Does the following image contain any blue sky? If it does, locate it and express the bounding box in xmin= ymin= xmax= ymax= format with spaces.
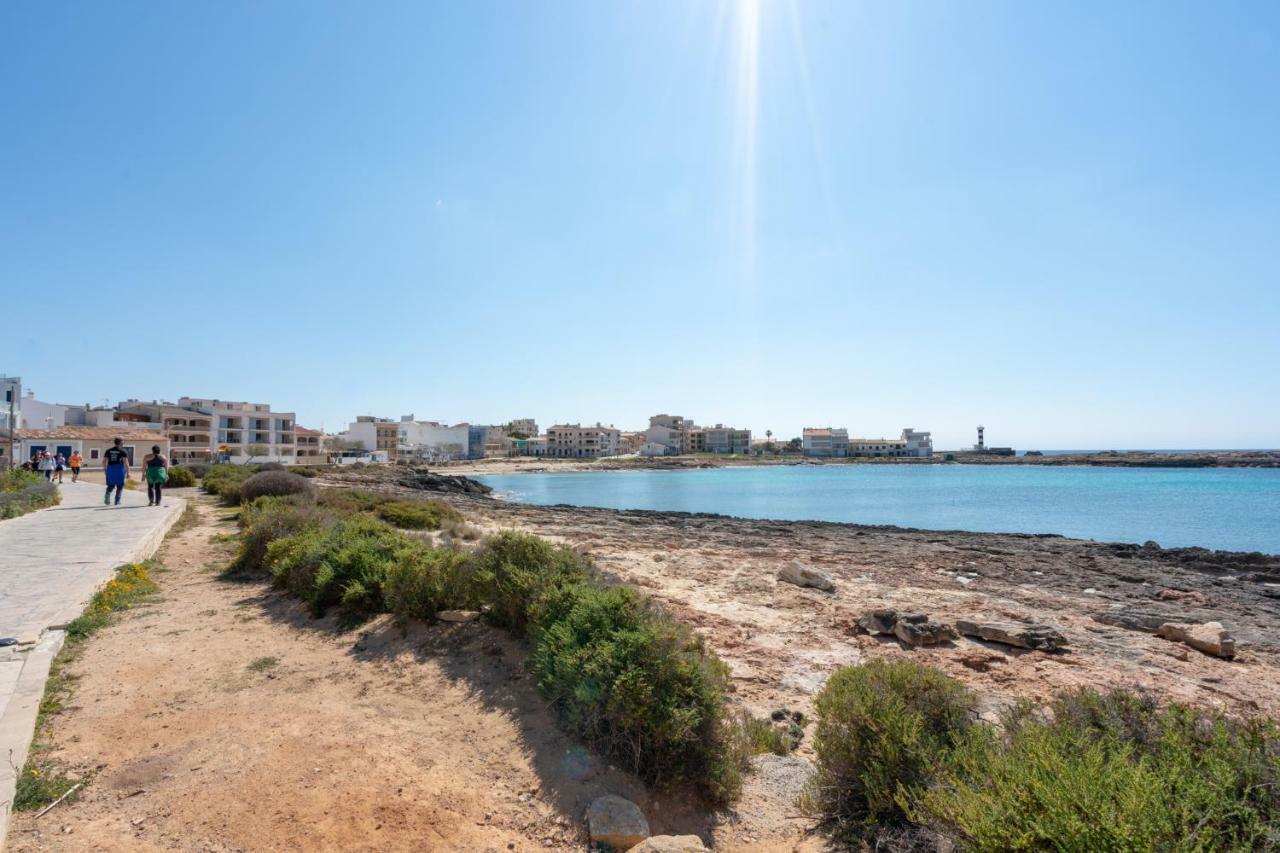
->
xmin=2 ymin=1 xmax=1277 ymax=449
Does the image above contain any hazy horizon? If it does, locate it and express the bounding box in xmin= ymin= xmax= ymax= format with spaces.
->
xmin=3 ymin=1 xmax=1278 ymax=449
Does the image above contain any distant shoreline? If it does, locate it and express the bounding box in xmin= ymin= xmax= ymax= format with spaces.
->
xmin=437 ymin=449 xmax=1280 ymax=475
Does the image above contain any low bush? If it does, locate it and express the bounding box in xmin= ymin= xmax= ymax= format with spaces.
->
xmin=238 ymin=470 xmax=314 ymax=504
xmin=66 ymin=562 xmax=160 ymax=640
xmin=910 ymin=690 xmax=1280 ymax=851
xmin=184 ymin=462 xmax=211 ymax=479
xmin=376 ymin=498 xmax=462 ymax=530
xmin=315 ymin=488 xmax=389 ymax=514
xmin=164 ymin=466 xmax=197 ymax=488
xmin=288 ymin=465 xmax=318 ymax=478
xmin=528 ymin=582 xmax=747 ymax=803
xmin=469 ymin=531 xmax=592 ymax=636
xmin=803 ymin=660 xmax=974 ymax=838
xmin=265 ymin=515 xmax=408 ymax=615
xmin=256 ymin=461 xmax=286 ymax=471
xmin=227 ymin=495 xmax=332 ymax=576
xmin=383 ymin=548 xmax=476 ymax=624
xmin=747 ymin=710 xmax=806 ymax=756
xmin=201 ymin=464 xmax=254 ymax=502
xmin=0 ymin=476 xmax=59 ymax=519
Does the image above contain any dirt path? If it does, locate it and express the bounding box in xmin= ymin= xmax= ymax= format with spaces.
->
xmin=9 ymin=495 xmax=815 ymax=852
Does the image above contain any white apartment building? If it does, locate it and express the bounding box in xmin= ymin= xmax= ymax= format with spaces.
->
xmin=643 ymin=414 xmax=696 ymax=456
xmin=341 ymin=416 xmax=399 ymax=461
xmin=398 ymin=416 xmax=470 ymax=461
xmin=802 ymin=427 xmax=849 ymax=457
xmin=180 ymin=397 xmax=297 ymax=463
xmin=847 ymin=428 xmax=933 ymax=458
xmin=702 ymin=424 xmax=753 ymax=454
xmin=900 ymin=428 xmax=933 ymax=458
xmin=546 ymin=423 xmax=621 ymax=458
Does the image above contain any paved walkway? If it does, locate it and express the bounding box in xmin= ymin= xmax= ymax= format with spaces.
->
xmin=0 ymin=481 xmax=184 ymax=848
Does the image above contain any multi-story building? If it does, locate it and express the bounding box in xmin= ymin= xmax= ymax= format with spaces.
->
xmin=342 ymin=416 xmax=399 ymax=461
xmin=643 ymin=414 xmax=696 ymax=456
xmin=546 ymin=423 xmax=621 ymax=458
xmin=295 ymin=426 xmax=325 ymax=464
xmin=115 ymin=400 xmax=212 ymax=465
xmin=845 ymin=428 xmax=934 ymax=458
xmin=397 ymin=416 xmax=470 ymax=462
xmin=702 ymin=424 xmax=753 ymax=454
xmin=15 ymin=427 xmax=170 ymax=468
xmin=900 ymin=428 xmax=933 ymax=458
xmin=179 ymin=397 xmax=297 ymax=464
xmin=802 ymin=427 xmax=849 ymax=457
xmin=507 ymin=418 xmax=538 ymax=438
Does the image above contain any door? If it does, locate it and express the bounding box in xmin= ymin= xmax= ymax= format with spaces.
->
xmin=56 ymin=445 xmax=73 ymax=461
xmin=29 ymin=444 xmax=46 ymax=461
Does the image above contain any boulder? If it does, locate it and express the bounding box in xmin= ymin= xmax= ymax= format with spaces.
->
xmin=778 ymin=561 xmax=835 ymax=592
xmin=1156 ymin=621 xmax=1236 ymax=659
xmin=630 ymin=836 xmax=708 ymax=853
xmin=856 ymin=609 xmax=899 ymax=635
xmin=894 ymin=615 xmax=958 ymax=646
xmin=436 ymin=609 xmax=481 ymax=623
xmin=955 ymin=620 xmax=1068 ymax=652
xmin=586 ymin=795 xmax=650 ymax=851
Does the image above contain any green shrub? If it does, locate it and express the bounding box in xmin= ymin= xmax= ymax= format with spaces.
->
xmin=376 ymin=499 xmax=462 ymax=530
xmin=910 ymin=691 xmax=1280 ymax=852
xmin=165 ymin=466 xmax=197 ymax=488
xmin=265 ymin=516 xmax=407 ymax=615
xmin=256 ymin=461 xmax=286 ymax=472
xmin=804 ymin=660 xmax=974 ymax=838
xmin=0 ymin=473 xmax=59 ymax=519
xmin=469 ymin=531 xmax=592 ymax=636
xmin=201 ymin=464 xmax=254 ymax=502
xmin=383 ymin=548 xmax=476 ymax=624
xmin=315 ymin=488 xmax=389 ymax=514
xmin=227 ymin=495 xmax=331 ymax=576
xmin=289 ymin=465 xmax=318 ymax=478
xmin=184 ymin=462 xmax=211 ymax=479
xmin=528 ymin=583 xmax=746 ymax=803
xmin=747 ymin=712 xmax=804 ymax=756
xmin=238 ymin=470 xmax=314 ymax=504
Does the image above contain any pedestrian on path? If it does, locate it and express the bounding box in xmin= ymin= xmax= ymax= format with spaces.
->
xmin=103 ymin=438 xmax=130 ymax=506
xmin=69 ymin=450 xmax=84 ymax=482
xmin=54 ymin=452 xmax=66 ymax=483
xmin=143 ymin=445 xmax=169 ymax=506
xmin=38 ymin=451 xmax=55 ymax=481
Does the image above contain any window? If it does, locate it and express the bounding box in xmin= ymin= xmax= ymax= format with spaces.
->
xmin=91 ymin=448 xmax=100 ymax=460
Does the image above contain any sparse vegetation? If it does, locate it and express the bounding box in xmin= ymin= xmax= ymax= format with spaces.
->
xmin=805 ymin=662 xmax=1280 ymax=851
xmin=18 ymin=561 xmax=161 ymax=811
xmin=0 ymin=468 xmax=60 ymax=519
xmin=226 ymin=490 xmax=751 ymax=804
xmin=164 ymin=466 xmax=197 ymax=487
xmin=201 ymin=464 xmax=255 ymax=502
xmin=248 ymin=656 xmax=279 ymax=671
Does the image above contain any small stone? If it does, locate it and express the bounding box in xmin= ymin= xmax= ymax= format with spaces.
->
xmin=437 ymin=609 xmax=481 ymax=623
xmin=586 ymin=795 xmax=650 ymax=851
xmin=631 ymin=835 xmax=708 ymax=852
xmin=778 ymin=561 xmax=835 ymax=592
xmin=1156 ymin=621 xmax=1236 ymax=659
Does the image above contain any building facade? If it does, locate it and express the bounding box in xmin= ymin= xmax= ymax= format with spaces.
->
xmin=295 ymin=427 xmax=325 ymax=464
xmin=179 ymin=397 xmax=297 ymax=464
xmin=546 ymin=423 xmax=621 ymax=458
xmin=397 ymin=418 xmax=470 ymax=462
xmin=343 ymin=416 xmax=399 ymax=461
xmin=701 ymin=424 xmax=753 ymax=454
xmin=802 ymin=427 xmax=849 ymax=457
xmin=16 ymin=428 xmax=171 ymax=468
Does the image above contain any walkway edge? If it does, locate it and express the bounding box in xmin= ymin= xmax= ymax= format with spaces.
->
xmin=0 ymin=495 xmax=186 ymax=851
xmin=0 ymin=631 xmax=65 ymax=852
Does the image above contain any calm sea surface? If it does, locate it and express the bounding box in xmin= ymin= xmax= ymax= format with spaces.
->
xmin=476 ymin=465 xmax=1280 ymax=554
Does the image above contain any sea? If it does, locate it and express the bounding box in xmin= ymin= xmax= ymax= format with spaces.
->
xmin=475 ymin=464 xmax=1280 ymax=554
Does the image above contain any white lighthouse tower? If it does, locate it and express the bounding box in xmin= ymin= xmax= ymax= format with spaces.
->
xmin=976 ymin=425 xmax=985 ymax=452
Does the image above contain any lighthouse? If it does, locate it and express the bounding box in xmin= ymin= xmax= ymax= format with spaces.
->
xmin=976 ymin=425 xmax=985 ymax=452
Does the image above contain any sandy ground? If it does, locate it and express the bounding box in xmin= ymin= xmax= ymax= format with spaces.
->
xmin=10 ymin=493 xmax=817 ymax=852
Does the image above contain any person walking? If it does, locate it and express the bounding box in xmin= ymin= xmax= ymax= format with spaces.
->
xmin=54 ymin=452 xmax=66 ymax=483
xmin=103 ymin=438 xmax=130 ymax=506
xmin=68 ymin=450 xmax=83 ymax=482
xmin=143 ymin=445 xmax=169 ymax=506
xmin=37 ymin=451 xmax=55 ymax=481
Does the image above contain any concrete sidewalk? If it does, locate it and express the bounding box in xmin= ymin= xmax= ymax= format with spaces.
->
xmin=0 ymin=481 xmax=184 ymax=849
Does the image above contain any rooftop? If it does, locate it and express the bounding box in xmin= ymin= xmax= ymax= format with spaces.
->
xmin=16 ymin=427 xmax=168 ymax=441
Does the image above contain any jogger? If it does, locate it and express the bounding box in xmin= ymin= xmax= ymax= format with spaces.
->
xmin=103 ymin=438 xmax=130 ymax=505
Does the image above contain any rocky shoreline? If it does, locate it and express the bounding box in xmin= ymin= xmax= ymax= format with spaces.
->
xmin=333 ymin=465 xmax=1280 ymax=722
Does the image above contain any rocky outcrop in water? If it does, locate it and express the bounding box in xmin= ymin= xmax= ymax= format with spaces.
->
xmin=396 ymin=469 xmax=492 ymax=495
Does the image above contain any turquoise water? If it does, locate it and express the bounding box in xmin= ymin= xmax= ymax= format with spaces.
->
xmin=476 ymin=465 xmax=1280 ymax=554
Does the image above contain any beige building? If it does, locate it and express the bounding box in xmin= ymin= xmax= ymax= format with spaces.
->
xmin=295 ymin=426 xmax=325 ymax=464
xmin=178 ymin=397 xmax=296 ymax=464
xmin=546 ymin=423 xmax=621 ymax=458
xmin=342 ymin=417 xmax=399 ymax=461
xmin=116 ymin=401 xmax=214 ymax=465
xmin=16 ymin=428 xmax=171 ymax=468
